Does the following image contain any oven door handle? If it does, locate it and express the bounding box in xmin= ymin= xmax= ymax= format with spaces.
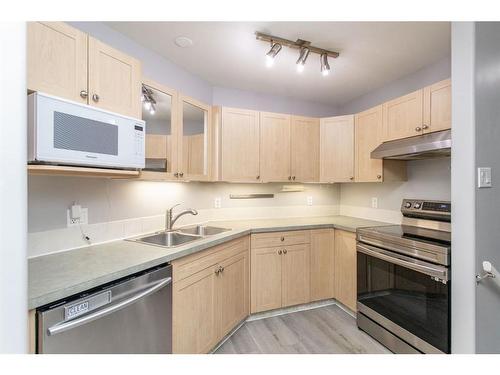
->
xmin=357 ymin=243 xmax=449 ymax=282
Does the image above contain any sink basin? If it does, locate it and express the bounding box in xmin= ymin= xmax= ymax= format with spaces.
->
xmin=178 ymin=225 xmax=231 ymax=236
xmin=134 ymin=231 xmax=202 ymax=248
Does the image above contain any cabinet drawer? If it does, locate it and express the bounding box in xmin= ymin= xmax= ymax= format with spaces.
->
xmin=172 ymin=236 xmax=249 ymax=283
xmin=251 ymin=230 xmax=310 ymax=249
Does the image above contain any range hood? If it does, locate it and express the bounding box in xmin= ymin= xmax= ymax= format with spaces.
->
xmin=371 ymin=130 xmax=451 ymax=160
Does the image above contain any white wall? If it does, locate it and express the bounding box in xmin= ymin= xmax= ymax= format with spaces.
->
xmin=338 ymin=56 xmax=451 ymax=115
xmin=339 ymin=158 xmax=451 ymax=222
xmin=0 ymin=22 xmax=27 ymax=353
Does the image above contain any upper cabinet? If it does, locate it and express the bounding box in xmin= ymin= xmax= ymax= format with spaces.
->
xmin=383 ymin=89 xmax=424 ymax=141
xmin=27 ymin=22 xmax=142 ymax=119
xmin=355 ymin=106 xmax=407 ymax=182
xmin=320 ymin=115 xmax=355 ymax=183
xmin=179 ymin=95 xmax=212 ymax=181
xmin=88 ymin=37 xmax=141 ymax=118
xmin=141 ymin=79 xmax=179 ymax=179
xmin=423 ymin=78 xmax=451 ymax=134
xmin=383 ymin=78 xmax=451 ymax=142
xmin=27 ymin=22 xmax=88 ymax=104
xmin=260 ymin=112 xmax=291 ymax=182
xmin=218 ymin=107 xmax=261 ymax=183
xmin=290 ymin=116 xmax=320 ymax=182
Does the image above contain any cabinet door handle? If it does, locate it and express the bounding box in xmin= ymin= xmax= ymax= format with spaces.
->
xmin=377 ymin=174 xmax=382 ymax=180
xmin=256 ymin=175 xmax=260 ymax=180
xmin=422 ymin=124 xmax=429 ymax=130
xmin=415 ymin=126 xmax=422 ymax=132
xmin=80 ymin=90 xmax=88 ymax=99
xmin=283 ymin=249 xmax=287 ymax=254
xmin=220 ymin=266 xmax=224 ymax=273
xmin=349 ymin=176 xmax=354 ymax=181
xmin=174 ymin=172 xmax=179 ymax=177
xmin=179 ymin=172 xmax=184 ymax=177
xmin=288 ymin=176 xmax=292 ymax=181
xmin=215 ymin=268 xmax=220 ymax=276
xmin=280 ymin=236 xmax=285 ymax=242
xmin=278 ymin=250 xmax=282 ymax=255
xmin=292 ymin=176 xmax=296 ymax=180
xmin=92 ymin=93 xmax=100 ymax=102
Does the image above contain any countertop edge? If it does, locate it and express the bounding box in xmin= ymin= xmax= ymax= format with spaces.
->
xmin=29 ymin=218 xmax=390 ymax=309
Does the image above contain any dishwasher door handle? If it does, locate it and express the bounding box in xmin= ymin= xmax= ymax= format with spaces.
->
xmin=47 ymin=276 xmax=172 ymax=336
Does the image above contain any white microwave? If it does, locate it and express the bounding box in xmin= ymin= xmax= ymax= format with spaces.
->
xmin=28 ymin=92 xmax=145 ymax=169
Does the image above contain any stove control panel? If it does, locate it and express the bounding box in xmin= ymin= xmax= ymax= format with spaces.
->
xmin=401 ymin=199 xmax=451 ymax=222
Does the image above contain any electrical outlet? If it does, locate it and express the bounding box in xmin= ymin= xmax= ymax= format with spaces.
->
xmin=371 ymin=197 xmax=378 ymax=209
xmin=214 ymin=197 xmax=222 ymax=209
xmin=307 ymin=196 xmax=313 ymax=206
xmin=67 ymin=207 xmax=88 ymax=227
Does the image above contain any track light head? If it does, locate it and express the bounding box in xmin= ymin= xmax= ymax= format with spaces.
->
xmin=296 ymin=47 xmax=310 ymax=73
xmin=320 ymin=53 xmax=331 ymax=76
xmin=265 ymin=42 xmax=282 ymax=67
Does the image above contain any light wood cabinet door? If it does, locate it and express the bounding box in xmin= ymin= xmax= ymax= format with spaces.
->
xmin=290 ymin=116 xmax=320 ymax=182
xmin=27 ymin=22 xmax=88 ymax=103
xmin=383 ymin=89 xmax=423 ymax=141
xmin=260 ymin=112 xmax=291 ymax=182
xmin=88 ymin=37 xmax=141 ymax=118
xmin=216 ymin=250 xmax=249 ymax=341
xmin=251 ymin=246 xmax=282 ymax=313
xmin=173 ymin=265 xmax=218 ymax=354
xmin=355 ymin=105 xmax=384 ymax=182
xmin=423 ymin=78 xmax=451 ymax=134
xmin=310 ymin=229 xmax=335 ymax=302
xmin=221 ymin=107 xmax=260 ymax=182
xmin=334 ymin=230 xmax=357 ymax=312
xmin=282 ymin=244 xmax=310 ymax=308
xmin=320 ymin=115 xmax=355 ymax=183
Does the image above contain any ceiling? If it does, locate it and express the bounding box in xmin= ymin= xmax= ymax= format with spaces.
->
xmin=108 ymin=22 xmax=451 ymax=107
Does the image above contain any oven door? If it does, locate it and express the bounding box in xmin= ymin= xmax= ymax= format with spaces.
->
xmin=357 ymin=242 xmax=450 ymax=353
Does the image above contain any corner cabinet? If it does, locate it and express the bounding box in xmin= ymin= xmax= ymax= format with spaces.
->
xmin=334 ymin=230 xmax=357 ymax=312
xmin=310 ymin=229 xmax=335 ymax=302
xmin=320 ymin=115 xmax=355 ymax=183
xmin=172 ymin=237 xmax=249 ymax=353
xmin=290 ymin=116 xmax=320 ymax=182
xmin=28 ymin=22 xmax=142 ymax=119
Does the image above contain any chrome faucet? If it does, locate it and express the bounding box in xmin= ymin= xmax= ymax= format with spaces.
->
xmin=165 ymin=204 xmax=198 ymax=231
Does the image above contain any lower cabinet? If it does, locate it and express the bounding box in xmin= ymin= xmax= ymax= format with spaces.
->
xmin=334 ymin=230 xmax=357 ymax=311
xmin=310 ymin=229 xmax=335 ymax=302
xmin=250 ymin=231 xmax=311 ymax=313
xmin=172 ymin=237 xmax=249 ymax=353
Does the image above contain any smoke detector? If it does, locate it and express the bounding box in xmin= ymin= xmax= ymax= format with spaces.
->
xmin=174 ymin=36 xmax=194 ymax=48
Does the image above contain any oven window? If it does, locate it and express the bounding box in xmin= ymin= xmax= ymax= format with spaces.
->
xmin=54 ymin=112 xmax=119 ymax=156
xmin=357 ymin=251 xmax=450 ymax=353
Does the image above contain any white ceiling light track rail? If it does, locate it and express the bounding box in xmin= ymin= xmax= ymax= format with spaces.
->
xmin=256 ymin=31 xmax=339 ymax=75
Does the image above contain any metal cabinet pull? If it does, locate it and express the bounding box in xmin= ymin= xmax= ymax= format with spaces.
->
xmin=179 ymin=172 xmax=184 ymax=177
xmin=80 ymin=90 xmax=88 ymax=99
xmin=292 ymin=176 xmax=296 ymax=180
xmin=92 ymin=93 xmax=100 ymax=102
xmin=174 ymin=172 xmax=179 ymax=177
xmin=256 ymin=175 xmax=260 ymax=180
xmin=278 ymin=250 xmax=282 ymax=255
xmin=283 ymin=249 xmax=287 ymax=254
xmin=280 ymin=236 xmax=285 ymax=242
xmin=349 ymin=176 xmax=354 ymax=180
xmin=377 ymin=174 xmax=382 ymax=180
xmin=288 ymin=176 xmax=292 ymax=180
xmin=415 ymin=126 xmax=422 ymax=132
xmin=422 ymin=124 xmax=429 ymax=130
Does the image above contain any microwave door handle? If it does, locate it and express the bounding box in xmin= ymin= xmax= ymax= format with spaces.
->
xmin=47 ymin=276 xmax=172 ymax=336
xmin=357 ymin=243 xmax=448 ymax=282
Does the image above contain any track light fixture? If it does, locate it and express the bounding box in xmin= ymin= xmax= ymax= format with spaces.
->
xmin=266 ymin=42 xmax=282 ymax=67
xmin=320 ymin=53 xmax=330 ymax=76
xmin=256 ymin=32 xmax=339 ymax=76
xmin=296 ymin=47 xmax=310 ymax=73
xmin=142 ymin=84 xmax=157 ymax=115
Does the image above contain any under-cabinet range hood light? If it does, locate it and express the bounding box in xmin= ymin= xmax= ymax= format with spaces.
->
xmin=371 ymin=130 xmax=451 ymax=160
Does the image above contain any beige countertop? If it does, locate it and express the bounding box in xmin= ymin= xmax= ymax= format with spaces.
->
xmin=28 ymin=215 xmax=391 ymax=310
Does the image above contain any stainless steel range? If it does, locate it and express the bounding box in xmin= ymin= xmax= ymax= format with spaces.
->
xmin=356 ymin=199 xmax=451 ymax=354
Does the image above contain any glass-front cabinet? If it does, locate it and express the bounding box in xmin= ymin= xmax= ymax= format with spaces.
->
xmin=178 ymin=95 xmax=211 ymax=181
xmin=140 ymin=79 xmax=212 ymax=181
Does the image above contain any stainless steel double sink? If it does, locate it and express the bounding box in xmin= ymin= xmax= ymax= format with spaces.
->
xmin=128 ymin=225 xmax=231 ymax=248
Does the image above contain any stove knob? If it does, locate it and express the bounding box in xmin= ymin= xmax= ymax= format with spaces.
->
xmin=404 ymin=202 xmax=412 ymax=209
xmin=414 ymin=202 xmax=422 ymax=209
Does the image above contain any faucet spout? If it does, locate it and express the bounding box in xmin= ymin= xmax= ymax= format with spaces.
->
xmin=165 ymin=205 xmax=198 ymax=231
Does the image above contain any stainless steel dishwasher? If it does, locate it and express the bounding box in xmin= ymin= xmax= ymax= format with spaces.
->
xmin=37 ymin=264 xmax=172 ymax=354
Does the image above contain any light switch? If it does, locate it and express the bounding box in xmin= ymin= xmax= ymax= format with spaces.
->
xmin=478 ymin=167 xmax=492 ymax=188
